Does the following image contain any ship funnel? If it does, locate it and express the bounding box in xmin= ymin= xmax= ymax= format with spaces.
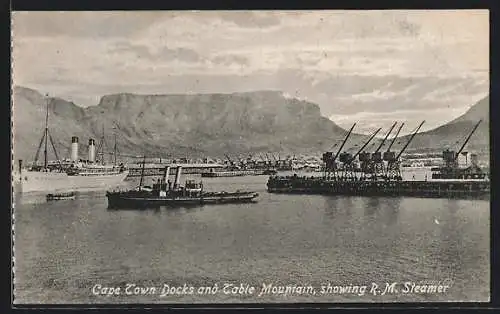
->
xmin=18 ymin=159 xmax=23 ymax=178
xmin=174 ymin=166 xmax=182 ymax=188
xmin=88 ymin=139 xmax=96 ymax=162
xmin=163 ymin=166 xmax=170 ymax=183
xmin=71 ymin=136 xmax=79 ymax=161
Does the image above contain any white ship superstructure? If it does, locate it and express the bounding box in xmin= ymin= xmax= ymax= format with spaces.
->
xmin=15 ymin=94 xmax=129 ymax=194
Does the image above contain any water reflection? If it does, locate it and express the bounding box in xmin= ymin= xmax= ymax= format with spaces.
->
xmin=14 ymin=175 xmax=490 ymax=303
xmin=436 ymin=200 xmax=463 ymax=278
xmin=363 ymin=197 xmax=380 ymax=217
xmin=322 ymin=196 xmax=343 ymax=221
xmin=381 ymin=197 xmax=401 ymax=227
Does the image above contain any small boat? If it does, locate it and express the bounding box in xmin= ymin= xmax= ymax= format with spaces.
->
xmin=106 ymin=162 xmax=259 ymax=209
xmin=263 ymin=169 xmax=278 ymax=175
xmin=46 ymin=191 xmax=76 ymax=201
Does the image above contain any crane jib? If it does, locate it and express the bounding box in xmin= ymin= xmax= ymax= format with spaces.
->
xmin=332 ymin=123 xmax=356 ymax=162
xmin=395 ymin=120 xmax=425 ymax=160
xmin=454 ymin=120 xmax=482 ymax=161
xmin=386 ymin=122 xmax=405 ymax=153
xmin=349 ymin=128 xmax=381 ymax=163
xmin=375 ymin=122 xmax=397 ymax=154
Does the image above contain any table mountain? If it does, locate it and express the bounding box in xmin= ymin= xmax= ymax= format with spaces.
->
xmin=12 ymin=86 xmax=489 ymax=163
xmin=13 ymin=87 xmax=349 ymax=162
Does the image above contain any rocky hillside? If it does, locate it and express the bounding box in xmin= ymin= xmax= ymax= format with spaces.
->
xmin=404 ymin=95 xmax=489 ymax=153
xmin=12 ymin=86 xmax=489 ymax=163
xmin=12 ymin=87 xmax=351 ymax=162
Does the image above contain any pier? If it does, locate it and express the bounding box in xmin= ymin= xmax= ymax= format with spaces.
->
xmin=126 ymin=163 xmax=224 ymax=177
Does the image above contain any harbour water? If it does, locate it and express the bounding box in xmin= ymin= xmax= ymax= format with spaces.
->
xmin=13 ymin=171 xmax=490 ymax=304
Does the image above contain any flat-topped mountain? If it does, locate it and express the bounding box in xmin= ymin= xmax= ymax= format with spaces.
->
xmin=12 ymin=86 xmax=489 ymax=163
xmin=13 ymin=87 xmax=349 ymax=161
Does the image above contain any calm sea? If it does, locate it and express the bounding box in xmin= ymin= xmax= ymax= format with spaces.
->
xmin=13 ymin=170 xmax=490 ymax=304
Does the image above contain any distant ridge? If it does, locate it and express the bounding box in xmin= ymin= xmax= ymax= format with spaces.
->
xmin=404 ymin=96 xmax=489 ymax=152
xmin=12 ymin=86 xmax=489 ymax=162
xmin=13 ymin=86 xmax=349 ymax=161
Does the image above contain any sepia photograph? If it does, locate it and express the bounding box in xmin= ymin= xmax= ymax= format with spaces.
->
xmin=11 ymin=10 xmax=489 ymax=304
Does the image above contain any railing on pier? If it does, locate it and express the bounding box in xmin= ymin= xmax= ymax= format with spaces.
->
xmin=126 ymin=163 xmax=225 ymax=177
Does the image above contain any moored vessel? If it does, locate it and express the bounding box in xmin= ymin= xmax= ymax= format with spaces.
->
xmin=106 ymin=163 xmax=259 ymax=209
xmin=267 ymin=120 xmax=489 ymax=200
xmin=267 ymin=174 xmax=489 ymax=199
xmin=201 ymin=168 xmax=276 ymax=177
xmin=16 ymin=94 xmax=128 ymax=194
xmin=46 ymin=191 xmax=76 ymax=201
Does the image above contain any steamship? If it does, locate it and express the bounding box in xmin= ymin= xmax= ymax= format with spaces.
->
xmin=15 ymin=95 xmax=128 ymax=194
xmin=17 ymin=136 xmax=129 ymax=194
xmin=106 ymin=162 xmax=259 ymax=209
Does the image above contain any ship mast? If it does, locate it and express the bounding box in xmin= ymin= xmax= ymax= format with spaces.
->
xmin=139 ymin=155 xmax=146 ymax=188
xmin=43 ymin=94 xmax=49 ymax=168
xmin=113 ymin=132 xmax=117 ymax=166
xmin=101 ymin=125 xmax=105 ymax=165
xmin=33 ymin=94 xmax=63 ymax=170
xmin=96 ymin=124 xmax=108 ymax=165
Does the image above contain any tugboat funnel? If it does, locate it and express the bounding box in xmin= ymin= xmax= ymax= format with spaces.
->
xmin=88 ymin=138 xmax=96 ymax=162
xmin=163 ymin=166 xmax=170 ymax=184
xmin=71 ymin=136 xmax=79 ymax=161
xmin=174 ymin=166 xmax=182 ymax=188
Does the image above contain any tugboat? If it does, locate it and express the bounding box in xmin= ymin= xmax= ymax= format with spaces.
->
xmin=106 ymin=163 xmax=259 ymax=209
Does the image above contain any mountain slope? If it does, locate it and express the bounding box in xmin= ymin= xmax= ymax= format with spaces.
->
xmin=13 ymin=87 xmax=352 ymax=161
xmin=12 ymin=86 xmax=489 ymax=163
xmin=13 ymin=87 xmax=95 ymax=163
xmin=403 ymin=96 xmax=489 ymax=152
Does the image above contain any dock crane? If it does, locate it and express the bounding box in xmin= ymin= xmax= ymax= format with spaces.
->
xmin=382 ymin=122 xmax=405 ymax=167
xmin=236 ymin=155 xmax=247 ymax=169
xmin=263 ymin=153 xmax=276 ymax=171
xmin=385 ymin=121 xmax=425 ymax=180
xmin=322 ymin=123 xmax=356 ymax=180
xmin=367 ymin=122 xmax=397 ymax=179
xmin=265 ymin=153 xmax=272 ymax=166
xmin=224 ymin=154 xmax=238 ymax=170
xmin=435 ymin=120 xmax=484 ymax=179
xmin=444 ymin=119 xmax=482 ymax=168
xmin=246 ymin=153 xmax=255 ymax=168
xmin=271 ymin=153 xmax=279 ymax=168
xmin=259 ymin=153 xmax=267 ymax=167
xmin=339 ymin=127 xmax=381 ymax=180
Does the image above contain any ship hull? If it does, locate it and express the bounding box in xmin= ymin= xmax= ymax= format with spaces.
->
xmin=106 ymin=191 xmax=259 ymax=209
xmin=267 ymin=176 xmax=490 ymax=200
xmin=201 ymin=170 xmax=269 ymax=177
xmin=17 ymin=170 xmax=129 ymax=193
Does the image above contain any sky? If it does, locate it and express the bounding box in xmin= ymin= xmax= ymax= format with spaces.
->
xmin=12 ymin=10 xmax=489 ymax=134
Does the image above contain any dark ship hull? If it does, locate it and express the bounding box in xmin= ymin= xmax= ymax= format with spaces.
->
xmin=201 ymin=169 xmax=277 ymax=177
xmin=267 ymin=176 xmax=490 ymax=200
xmin=106 ymin=190 xmax=259 ymax=208
xmin=46 ymin=191 xmax=76 ymax=201
xmin=109 ymin=163 xmax=260 ymax=209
